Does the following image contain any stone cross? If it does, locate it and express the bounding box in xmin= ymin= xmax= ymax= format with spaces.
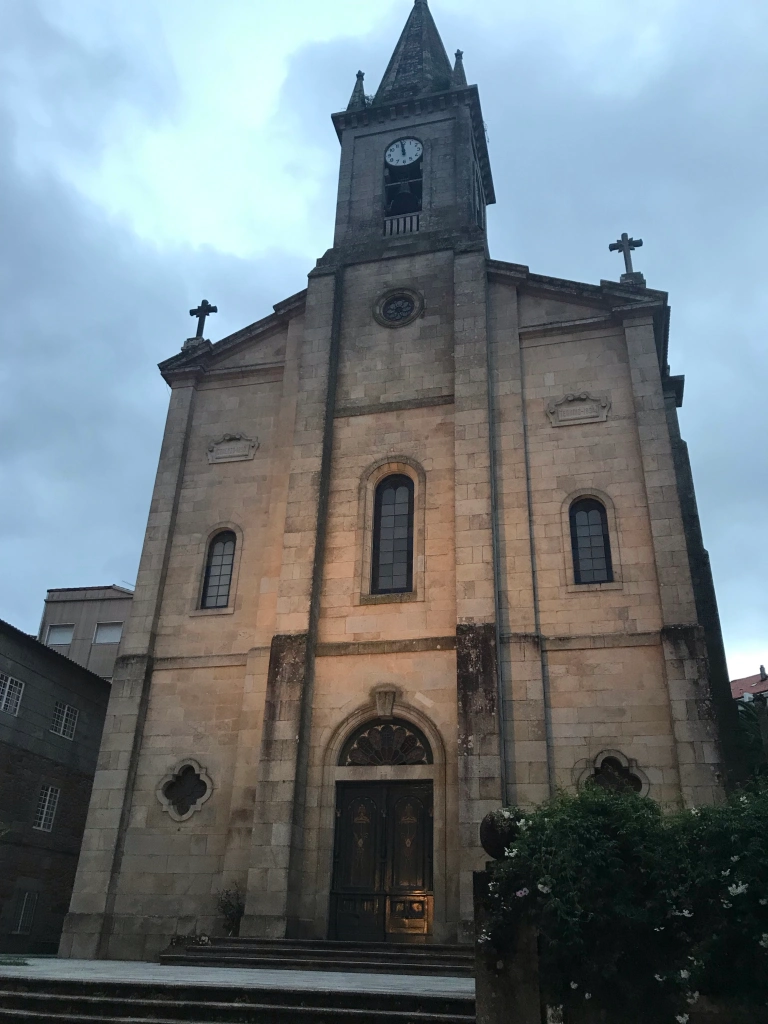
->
xmin=189 ymin=299 xmax=217 ymax=338
xmin=609 ymin=233 xmax=643 ymax=275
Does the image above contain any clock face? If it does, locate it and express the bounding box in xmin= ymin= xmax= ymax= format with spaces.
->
xmin=385 ymin=138 xmax=423 ymax=167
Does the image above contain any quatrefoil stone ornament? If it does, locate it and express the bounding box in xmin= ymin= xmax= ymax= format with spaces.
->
xmin=156 ymin=759 xmax=213 ymax=822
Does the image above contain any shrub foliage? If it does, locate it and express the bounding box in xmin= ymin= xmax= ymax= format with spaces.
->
xmin=484 ymin=786 xmax=768 ymax=1023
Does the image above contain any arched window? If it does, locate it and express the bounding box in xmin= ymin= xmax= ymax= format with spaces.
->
xmin=201 ymin=531 xmax=236 ymax=608
xmin=570 ymin=498 xmax=613 ymax=584
xmin=339 ymin=718 xmax=433 ymax=766
xmin=371 ymin=475 xmax=414 ymax=594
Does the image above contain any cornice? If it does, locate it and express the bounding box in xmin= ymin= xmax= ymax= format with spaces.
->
xmin=331 ymin=84 xmax=495 ymax=205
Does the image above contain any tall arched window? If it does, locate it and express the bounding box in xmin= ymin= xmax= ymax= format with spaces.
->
xmin=372 ymin=475 xmax=414 ymax=594
xmin=570 ymin=499 xmax=613 ymax=584
xmin=201 ymin=531 xmax=236 ymax=608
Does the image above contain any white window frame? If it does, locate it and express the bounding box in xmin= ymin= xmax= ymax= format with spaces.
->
xmin=92 ymin=621 xmax=123 ymax=645
xmin=46 ymin=623 xmax=74 ymax=646
xmin=33 ymin=785 xmax=60 ymax=832
xmin=0 ymin=673 xmax=24 ymax=716
xmin=50 ymin=700 xmax=79 ymax=740
xmin=12 ymin=892 xmax=38 ymax=935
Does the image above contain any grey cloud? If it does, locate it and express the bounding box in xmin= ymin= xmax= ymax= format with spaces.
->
xmin=0 ymin=2 xmax=307 ymax=631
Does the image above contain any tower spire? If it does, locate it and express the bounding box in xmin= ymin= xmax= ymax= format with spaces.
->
xmin=373 ymin=0 xmax=454 ymax=105
xmin=451 ymin=49 xmax=467 ymax=88
xmin=347 ymin=70 xmax=367 ymax=111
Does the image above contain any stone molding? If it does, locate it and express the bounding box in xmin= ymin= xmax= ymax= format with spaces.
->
xmin=156 ymin=757 xmax=213 ymax=823
xmin=546 ymin=391 xmax=611 ymax=427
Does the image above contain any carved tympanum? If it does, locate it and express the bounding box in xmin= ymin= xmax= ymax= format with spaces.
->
xmin=340 ymin=718 xmax=432 ymax=766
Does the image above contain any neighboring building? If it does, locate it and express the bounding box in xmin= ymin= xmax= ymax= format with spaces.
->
xmin=62 ymin=0 xmax=741 ymax=961
xmin=40 ymin=586 xmax=134 ymax=680
xmin=731 ymin=666 xmax=768 ymax=700
xmin=0 ymin=617 xmax=110 ymax=953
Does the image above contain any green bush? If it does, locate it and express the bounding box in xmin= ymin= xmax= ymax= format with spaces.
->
xmin=484 ymin=786 xmax=768 ymax=1023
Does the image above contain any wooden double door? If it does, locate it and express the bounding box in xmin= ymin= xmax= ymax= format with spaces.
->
xmin=330 ymin=781 xmax=433 ymax=942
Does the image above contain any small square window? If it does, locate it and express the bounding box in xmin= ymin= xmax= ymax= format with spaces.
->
xmin=47 ymin=624 xmax=74 ymax=646
xmin=0 ymin=673 xmax=24 ymax=716
xmin=12 ymin=892 xmax=38 ymax=935
xmin=50 ymin=700 xmax=79 ymax=740
xmin=33 ymin=785 xmax=60 ymax=832
xmin=93 ymin=622 xmax=123 ymax=645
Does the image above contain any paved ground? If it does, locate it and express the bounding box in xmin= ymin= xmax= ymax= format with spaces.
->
xmin=0 ymin=957 xmax=475 ymax=997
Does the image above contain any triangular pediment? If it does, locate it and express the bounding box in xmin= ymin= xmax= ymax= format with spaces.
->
xmin=159 ymin=290 xmax=306 ymax=383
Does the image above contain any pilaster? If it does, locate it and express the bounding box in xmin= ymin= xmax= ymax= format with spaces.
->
xmin=242 ymin=269 xmax=340 ymax=938
xmin=60 ymin=381 xmax=198 ymax=957
xmin=624 ymin=315 xmax=723 ymax=804
xmin=453 ymin=249 xmax=503 ymax=940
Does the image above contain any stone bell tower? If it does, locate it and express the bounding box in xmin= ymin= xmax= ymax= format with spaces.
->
xmin=330 ymin=0 xmax=494 ymax=253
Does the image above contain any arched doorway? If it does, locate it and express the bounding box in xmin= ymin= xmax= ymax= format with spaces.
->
xmin=329 ymin=719 xmax=434 ymax=942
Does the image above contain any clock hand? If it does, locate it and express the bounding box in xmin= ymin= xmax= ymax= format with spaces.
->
xmin=400 ymin=141 xmax=406 ymax=157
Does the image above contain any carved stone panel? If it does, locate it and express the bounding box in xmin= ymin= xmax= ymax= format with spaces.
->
xmin=547 ymin=392 xmax=611 ymax=427
xmin=207 ymin=433 xmax=259 ymax=464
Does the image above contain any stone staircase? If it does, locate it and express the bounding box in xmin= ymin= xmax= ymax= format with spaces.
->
xmin=160 ymin=936 xmax=475 ymax=977
xmin=0 ymin=974 xmax=476 ymax=1023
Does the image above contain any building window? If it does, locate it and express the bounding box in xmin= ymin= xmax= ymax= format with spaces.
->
xmin=201 ymin=531 xmax=237 ymax=609
xmin=33 ymin=785 xmax=60 ymax=832
xmin=0 ymin=673 xmax=24 ymax=716
xmin=12 ymin=892 xmax=38 ymax=935
xmin=570 ymin=498 xmax=613 ymax=584
xmin=371 ymin=475 xmax=414 ymax=594
xmin=46 ymin=624 xmax=74 ymax=646
xmin=50 ymin=701 xmax=79 ymax=740
xmin=93 ymin=622 xmax=123 ymax=645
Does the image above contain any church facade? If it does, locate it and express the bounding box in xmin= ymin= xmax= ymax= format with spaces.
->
xmin=61 ymin=0 xmax=741 ymax=960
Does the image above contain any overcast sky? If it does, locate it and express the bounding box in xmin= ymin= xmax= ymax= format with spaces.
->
xmin=0 ymin=0 xmax=765 ymax=676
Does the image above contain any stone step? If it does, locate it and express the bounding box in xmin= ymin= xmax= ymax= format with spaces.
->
xmin=160 ymin=938 xmax=475 ymax=976
xmin=0 ymin=978 xmax=476 ymax=1023
xmin=161 ymin=952 xmax=474 ymax=976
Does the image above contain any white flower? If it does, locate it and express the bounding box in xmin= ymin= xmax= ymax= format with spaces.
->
xmin=515 ymin=888 xmax=529 ymax=898
xmin=721 ymin=869 xmax=731 ymax=877
xmin=686 ymin=992 xmax=700 ymax=1005
xmin=570 ymin=981 xmax=578 ymax=990
xmin=682 ymin=910 xmax=693 ymax=917
xmin=721 ymin=900 xmax=733 ymax=908
xmin=676 ymin=1015 xmax=689 ymax=1023
xmin=584 ymin=993 xmax=592 ymax=1000
xmin=654 ymin=926 xmax=665 ymax=932
xmin=690 ymin=807 xmax=700 ymax=815
xmin=759 ymin=934 xmax=768 ymax=949
xmin=506 ymin=847 xmax=519 ymax=858
xmin=728 ymin=882 xmax=748 ymax=896
xmin=740 ymin=795 xmax=749 ymax=804
xmin=538 ymin=883 xmax=551 ymax=894
xmin=680 ymin=970 xmax=690 ymax=980
xmin=760 ymin=899 xmax=767 ymax=906
xmin=654 ymin=974 xmax=664 ymax=982
xmin=731 ymin=855 xmax=740 ymax=863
